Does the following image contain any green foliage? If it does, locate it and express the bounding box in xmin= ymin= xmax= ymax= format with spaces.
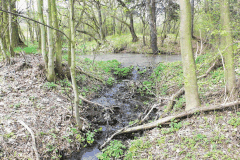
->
xmin=98 ymin=140 xmax=126 ymax=160
xmin=113 ymin=66 xmax=133 ymax=78
xmin=106 ymin=77 xmax=115 ymax=86
xmin=124 ymin=138 xmax=152 ymax=160
xmin=228 ymin=116 xmax=240 ymax=127
xmin=161 ymin=119 xmax=182 ymax=134
xmin=86 ymin=131 xmax=95 ymax=144
xmin=44 ymin=82 xmax=57 ymax=89
xmin=14 ymin=46 xmax=38 ymax=54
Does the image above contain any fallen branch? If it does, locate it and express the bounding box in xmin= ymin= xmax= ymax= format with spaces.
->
xmin=79 ymin=95 xmax=114 ymax=113
xmin=139 ymin=103 xmax=161 ymax=124
xmin=18 ymin=120 xmax=40 ymax=160
xmin=76 ymin=66 xmax=105 ymax=83
xmin=166 ymin=58 xmax=220 ymax=111
xmin=101 ymin=100 xmax=240 ymax=148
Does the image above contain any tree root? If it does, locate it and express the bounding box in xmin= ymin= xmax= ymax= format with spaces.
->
xmin=18 ymin=120 xmax=40 ymax=160
xmin=101 ymin=100 xmax=240 ymax=149
xmin=166 ymin=58 xmax=220 ymax=111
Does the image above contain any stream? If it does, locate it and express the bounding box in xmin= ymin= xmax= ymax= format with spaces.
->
xmin=69 ymin=53 xmax=181 ymax=160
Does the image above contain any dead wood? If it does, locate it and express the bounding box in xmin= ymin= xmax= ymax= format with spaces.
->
xmin=79 ymin=95 xmax=114 ymax=113
xmin=18 ymin=120 xmax=40 ymax=160
xmin=76 ymin=66 xmax=105 ymax=83
xmin=166 ymin=58 xmax=220 ymax=111
xmin=101 ymin=100 xmax=240 ymax=149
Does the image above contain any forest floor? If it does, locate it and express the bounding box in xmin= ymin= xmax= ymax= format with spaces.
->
xmin=0 ymin=52 xmax=240 ymax=160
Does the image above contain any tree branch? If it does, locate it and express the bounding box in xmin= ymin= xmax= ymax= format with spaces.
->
xmin=0 ymin=8 xmax=70 ymax=41
xmin=101 ymin=100 xmax=240 ymax=148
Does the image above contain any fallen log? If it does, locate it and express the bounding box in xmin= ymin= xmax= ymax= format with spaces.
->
xmin=100 ymin=100 xmax=240 ymax=149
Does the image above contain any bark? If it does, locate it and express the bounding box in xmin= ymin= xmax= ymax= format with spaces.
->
xmin=46 ymin=0 xmax=55 ymax=82
xmin=116 ymin=0 xmax=138 ymax=42
xmin=179 ymin=0 xmax=200 ymax=110
xmin=96 ymin=0 xmax=105 ymax=40
xmin=0 ymin=36 xmax=10 ymax=64
xmin=191 ymin=0 xmax=194 ymax=37
xmin=101 ymin=100 xmax=240 ymax=148
xmin=37 ymin=0 xmax=48 ymax=70
xmin=146 ymin=0 xmax=158 ymax=54
xmin=220 ymin=0 xmax=236 ymax=96
xmin=3 ymin=1 xmax=14 ymax=57
xmin=8 ymin=0 xmax=14 ymax=57
xmin=70 ymin=0 xmax=83 ymax=130
xmin=52 ymin=0 xmax=63 ymax=77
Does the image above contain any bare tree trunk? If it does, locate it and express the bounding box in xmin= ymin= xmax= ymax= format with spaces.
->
xmin=46 ymin=0 xmax=55 ymax=82
xmin=146 ymin=0 xmax=158 ymax=54
xmin=220 ymin=0 xmax=236 ymax=96
xmin=191 ymin=0 xmax=194 ymax=37
xmin=129 ymin=13 xmax=138 ymax=42
xmin=96 ymin=1 xmax=105 ymax=40
xmin=69 ymin=0 xmax=83 ymax=130
xmin=52 ymin=0 xmax=63 ymax=77
xmin=8 ymin=0 xmax=14 ymax=56
xmin=37 ymin=0 xmax=48 ymax=69
xmin=179 ymin=0 xmax=200 ymax=111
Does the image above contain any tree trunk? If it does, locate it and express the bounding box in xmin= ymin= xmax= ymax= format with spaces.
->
xmin=96 ymin=1 xmax=105 ymax=40
xmin=46 ymin=0 xmax=55 ymax=82
xmin=129 ymin=13 xmax=138 ymax=42
xmin=8 ymin=0 xmax=14 ymax=57
xmin=146 ymin=0 xmax=158 ymax=54
xmin=191 ymin=0 xmax=194 ymax=37
xmin=52 ymin=0 xmax=63 ymax=77
xmin=220 ymin=0 xmax=236 ymax=95
xmin=0 ymin=37 xmax=10 ymax=64
xmin=69 ymin=0 xmax=83 ymax=130
xmin=3 ymin=1 xmax=14 ymax=57
xmin=11 ymin=0 xmax=25 ymax=47
xmin=37 ymin=0 xmax=48 ymax=69
xmin=179 ymin=0 xmax=200 ymax=111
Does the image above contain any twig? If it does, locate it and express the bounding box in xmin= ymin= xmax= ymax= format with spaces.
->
xmin=18 ymin=120 xmax=40 ymax=160
xmin=76 ymin=66 xmax=105 ymax=83
xmin=79 ymin=95 xmax=114 ymax=113
xmin=140 ymin=103 xmax=161 ymax=124
xmin=100 ymin=100 xmax=240 ymax=148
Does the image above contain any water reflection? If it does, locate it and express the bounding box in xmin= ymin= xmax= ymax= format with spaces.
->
xmin=80 ymin=53 xmax=181 ymax=67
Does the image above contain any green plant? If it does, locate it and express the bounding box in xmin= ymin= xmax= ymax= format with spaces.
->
xmin=86 ymin=131 xmax=95 ymax=144
xmin=98 ymin=140 xmax=126 ymax=160
xmin=44 ymin=82 xmax=57 ymax=89
xmin=106 ymin=77 xmax=115 ymax=86
xmin=228 ymin=117 xmax=240 ymax=127
xmin=113 ymin=66 xmax=133 ymax=78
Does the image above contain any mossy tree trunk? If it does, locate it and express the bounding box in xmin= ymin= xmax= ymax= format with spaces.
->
xmin=179 ymin=0 xmax=201 ymax=111
xmin=146 ymin=0 xmax=158 ymax=54
xmin=3 ymin=1 xmax=14 ymax=57
xmin=220 ymin=0 xmax=236 ymax=96
xmin=46 ymin=0 xmax=55 ymax=82
xmin=52 ymin=0 xmax=63 ymax=77
xmin=37 ymin=0 xmax=48 ymax=69
xmin=69 ymin=0 xmax=83 ymax=130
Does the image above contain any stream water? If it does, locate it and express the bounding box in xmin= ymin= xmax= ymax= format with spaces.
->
xmin=69 ymin=53 xmax=181 ymax=160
